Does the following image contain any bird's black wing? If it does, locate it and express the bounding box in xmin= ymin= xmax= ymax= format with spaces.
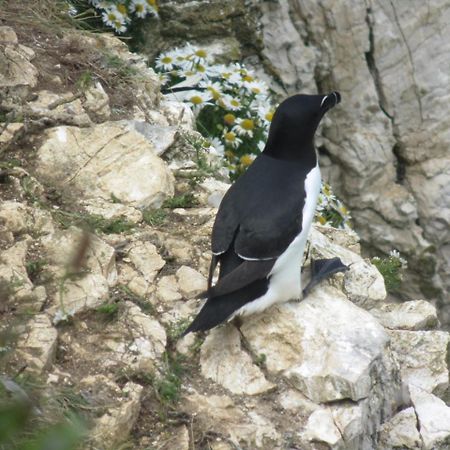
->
xmin=212 ymin=154 xmax=313 ymax=260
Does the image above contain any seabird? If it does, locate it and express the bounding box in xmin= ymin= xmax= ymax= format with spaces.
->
xmin=183 ymin=92 xmax=344 ymax=335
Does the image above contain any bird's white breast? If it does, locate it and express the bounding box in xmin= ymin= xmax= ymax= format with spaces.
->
xmin=231 ymin=164 xmax=322 ymax=318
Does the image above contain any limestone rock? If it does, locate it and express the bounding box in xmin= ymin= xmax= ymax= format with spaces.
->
xmin=16 ymin=314 xmax=57 ymax=373
xmin=370 ymin=300 xmax=438 ymax=330
xmin=160 ymin=100 xmax=195 ymax=130
xmin=242 ymin=285 xmax=390 ymax=403
xmin=176 ymin=266 xmax=207 ymax=297
xmin=378 ymin=407 xmax=422 ymax=450
xmin=309 ymin=226 xmax=386 ymax=309
xmin=91 ymin=381 xmax=143 ymax=449
xmin=82 ymin=81 xmax=110 ymax=122
xmin=28 ymin=90 xmax=92 ymax=127
xmin=0 ymin=26 xmax=38 ymax=99
xmin=127 ymin=241 xmax=165 ymax=283
xmin=62 ymin=301 xmax=166 ymax=373
xmin=302 ymin=408 xmax=342 ymax=448
xmin=158 ymin=426 xmax=190 ymax=450
xmin=156 ymin=275 xmax=182 ymax=302
xmin=0 ymin=239 xmax=35 ymax=304
xmin=0 ymin=123 xmax=23 ymax=147
xmin=389 ymin=330 xmax=449 ymax=397
xmin=183 ymin=391 xmax=280 ymax=448
xmin=41 ymin=227 xmax=116 ymax=317
xmin=164 ymin=237 xmax=195 ymax=264
xmin=200 ymin=326 xmax=275 ymax=395
xmin=122 ymin=120 xmax=179 ymax=156
xmin=409 ymin=386 xmax=450 ymax=450
xmin=83 ymin=199 xmax=143 ymax=223
xmin=36 ymin=123 xmax=175 ymax=209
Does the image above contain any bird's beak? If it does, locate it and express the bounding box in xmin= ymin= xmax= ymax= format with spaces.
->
xmin=320 ymin=91 xmax=341 ymax=111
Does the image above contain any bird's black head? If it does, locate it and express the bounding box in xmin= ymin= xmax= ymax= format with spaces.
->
xmin=263 ymin=92 xmax=341 ymax=164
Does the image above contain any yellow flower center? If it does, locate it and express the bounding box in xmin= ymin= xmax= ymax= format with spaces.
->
xmin=251 ymin=87 xmax=261 ymax=94
xmin=265 ymin=111 xmax=274 ymax=122
xmin=243 ymin=75 xmax=254 ymax=82
xmin=225 ymin=150 xmax=235 ymax=160
xmin=136 ymin=4 xmax=144 ymax=12
xmin=224 ymin=131 xmax=236 ymax=142
xmin=190 ymin=95 xmax=204 ymax=105
xmin=230 ymin=99 xmax=240 ymax=107
xmin=161 ymin=56 xmax=172 ymax=64
xmin=107 ymin=12 xmax=117 ymax=21
xmin=223 ymin=113 xmax=236 ymax=125
xmin=318 ymin=216 xmax=327 ymax=225
xmin=195 ymin=49 xmax=207 ymax=58
xmin=207 ymin=87 xmax=221 ymax=100
xmin=240 ymin=154 xmax=254 ymax=166
xmin=197 ymin=64 xmax=206 ymax=73
xmin=147 ymin=0 xmax=157 ymax=6
xmin=241 ymin=119 xmax=254 ymax=130
xmin=222 ymin=72 xmax=231 ymax=79
xmin=117 ymin=4 xmax=127 ymax=14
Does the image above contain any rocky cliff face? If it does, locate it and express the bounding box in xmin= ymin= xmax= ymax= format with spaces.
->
xmin=139 ymin=0 xmax=450 ymax=324
xmin=1 ymin=16 xmax=449 ymax=450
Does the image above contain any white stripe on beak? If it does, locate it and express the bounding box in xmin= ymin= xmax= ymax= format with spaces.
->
xmin=320 ymin=95 xmax=328 ymax=108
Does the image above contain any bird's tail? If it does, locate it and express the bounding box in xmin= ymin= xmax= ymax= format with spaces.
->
xmin=182 ymin=277 xmax=269 ymax=336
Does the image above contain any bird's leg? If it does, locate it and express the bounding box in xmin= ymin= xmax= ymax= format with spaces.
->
xmin=302 ymin=257 xmax=349 ymax=297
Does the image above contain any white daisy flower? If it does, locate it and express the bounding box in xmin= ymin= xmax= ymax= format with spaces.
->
xmin=240 ymin=153 xmax=256 ymax=167
xmin=155 ymin=53 xmax=175 ymax=71
xmin=145 ymin=0 xmax=158 ymax=15
xmin=186 ymin=91 xmax=211 ymax=109
xmin=130 ymin=0 xmax=148 ymax=18
xmin=199 ymin=80 xmax=223 ymax=101
xmin=233 ymin=117 xmax=256 ymax=138
xmin=219 ymin=94 xmax=242 ymax=111
xmin=243 ymin=80 xmax=268 ymax=96
xmin=209 ymin=137 xmax=225 ymax=156
xmin=102 ymin=6 xmax=126 ymax=29
xmin=223 ymin=130 xmax=243 ymax=149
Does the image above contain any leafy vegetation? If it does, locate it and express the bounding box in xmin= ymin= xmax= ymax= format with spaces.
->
xmin=371 ymin=250 xmax=407 ymax=292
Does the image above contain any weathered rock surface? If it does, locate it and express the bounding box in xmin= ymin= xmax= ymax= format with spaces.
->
xmin=0 ymin=26 xmax=38 ymax=99
xmin=16 ymin=314 xmax=57 ymax=373
xmin=409 ymin=386 xmax=450 ymax=450
xmin=90 ymin=380 xmax=143 ymax=449
xmin=200 ymin=326 xmax=275 ymax=396
xmin=389 ymin=330 xmax=449 ymax=397
xmin=183 ymin=391 xmax=280 ymax=448
xmin=41 ymin=227 xmax=116 ymax=318
xmin=36 ymin=123 xmax=175 ymax=209
xmin=378 ymin=407 xmax=422 ymax=450
xmin=370 ymin=300 xmax=438 ymax=331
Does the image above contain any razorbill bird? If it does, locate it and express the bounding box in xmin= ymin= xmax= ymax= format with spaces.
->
xmin=183 ymin=92 xmax=342 ymax=335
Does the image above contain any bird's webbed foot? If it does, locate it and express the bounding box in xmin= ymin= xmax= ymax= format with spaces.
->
xmin=302 ymin=257 xmax=349 ymax=297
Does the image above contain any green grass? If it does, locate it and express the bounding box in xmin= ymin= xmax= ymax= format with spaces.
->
xmin=162 ymin=193 xmax=198 ymax=209
xmin=95 ymin=302 xmax=119 ymax=321
xmin=25 ymin=259 xmax=48 ymax=283
xmin=371 ymin=256 xmax=404 ymax=292
xmin=53 ymin=209 xmax=136 ymax=234
xmin=142 ymin=208 xmax=167 ymax=227
xmin=154 ymin=352 xmax=185 ymax=406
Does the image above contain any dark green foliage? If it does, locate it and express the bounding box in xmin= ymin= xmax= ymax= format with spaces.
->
xmin=25 ymin=259 xmax=48 ymax=283
xmin=142 ymin=208 xmax=167 ymax=227
xmin=52 ymin=209 xmax=135 ymax=234
xmin=163 ymin=193 xmax=198 ymax=209
xmin=154 ymin=353 xmax=185 ymax=405
xmin=371 ymin=256 xmax=404 ymax=292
